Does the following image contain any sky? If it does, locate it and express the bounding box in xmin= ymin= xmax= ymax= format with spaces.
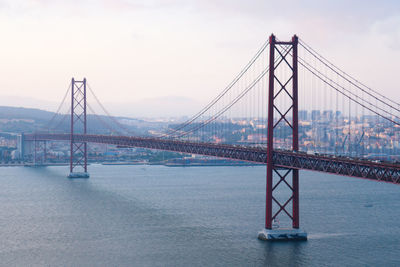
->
xmin=0 ymin=0 xmax=399 ymax=117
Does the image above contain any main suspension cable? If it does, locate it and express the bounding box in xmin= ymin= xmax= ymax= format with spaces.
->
xmin=299 ymin=39 xmax=400 ymax=113
xmin=300 ymin=60 xmax=400 ymax=126
xmin=86 ymin=82 xmax=135 ymax=135
xmin=43 ymin=82 xmax=72 ymax=130
xmin=170 ymin=45 xmax=289 ymax=139
xmin=160 ymin=38 xmax=270 ymax=138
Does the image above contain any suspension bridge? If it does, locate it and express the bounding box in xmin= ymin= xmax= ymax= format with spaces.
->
xmin=20 ymin=34 xmax=400 ymax=241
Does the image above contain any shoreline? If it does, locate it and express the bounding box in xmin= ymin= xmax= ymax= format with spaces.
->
xmin=0 ymin=162 xmax=263 ymax=167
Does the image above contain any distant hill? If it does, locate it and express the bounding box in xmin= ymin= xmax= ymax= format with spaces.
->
xmin=0 ymin=106 xmax=54 ymax=121
xmin=0 ymin=95 xmax=203 ymax=118
xmin=0 ymin=106 xmax=166 ymax=135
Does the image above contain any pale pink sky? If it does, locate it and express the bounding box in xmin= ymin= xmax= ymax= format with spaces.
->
xmin=0 ymin=0 xmax=399 ymax=116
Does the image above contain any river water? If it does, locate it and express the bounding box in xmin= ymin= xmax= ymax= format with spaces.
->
xmin=0 ymin=165 xmax=399 ymax=266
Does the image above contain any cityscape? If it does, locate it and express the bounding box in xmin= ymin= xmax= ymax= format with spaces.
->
xmin=0 ymin=109 xmax=398 ymax=164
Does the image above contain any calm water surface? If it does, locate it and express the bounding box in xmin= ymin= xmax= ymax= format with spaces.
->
xmin=0 ymin=165 xmax=399 ymax=266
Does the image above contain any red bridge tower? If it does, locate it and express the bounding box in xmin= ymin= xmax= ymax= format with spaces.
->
xmin=258 ymin=34 xmax=307 ymax=241
xmin=68 ymin=78 xmax=89 ymax=178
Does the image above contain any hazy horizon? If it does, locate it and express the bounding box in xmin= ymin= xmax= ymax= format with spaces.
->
xmin=0 ymin=94 xmax=207 ymax=118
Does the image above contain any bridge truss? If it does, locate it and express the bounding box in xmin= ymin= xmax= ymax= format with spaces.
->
xmin=26 ymin=133 xmax=400 ymax=184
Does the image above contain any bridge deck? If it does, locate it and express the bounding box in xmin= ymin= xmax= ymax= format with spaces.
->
xmin=25 ymin=133 xmax=400 ymax=184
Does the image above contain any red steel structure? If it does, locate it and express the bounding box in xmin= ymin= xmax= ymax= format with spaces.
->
xmin=69 ymin=78 xmax=89 ymax=178
xmin=265 ymin=35 xmax=300 ymax=231
xmin=26 ymin=133 xmax=400 ymax=184
xmin=22 ymin=34 xmax=400 ymax=240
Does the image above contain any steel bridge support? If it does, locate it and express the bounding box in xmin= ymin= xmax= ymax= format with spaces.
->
xmin=258 ymin=34 xmax=307 ymax=241
xmin=68 ymin=78 xmax=89 ymax=178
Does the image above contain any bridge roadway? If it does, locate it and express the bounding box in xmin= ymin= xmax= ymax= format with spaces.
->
xmin=26 ymin=133 xmax=400 ymax=184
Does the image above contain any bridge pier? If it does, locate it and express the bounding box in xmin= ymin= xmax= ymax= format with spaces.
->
xmin=258 ymin=34 xmax=307 ymax=241
xmin=258 ymin=228 xmax=307 ymax=241
xmin=68 ymin=172 xmax=90 ymax=178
